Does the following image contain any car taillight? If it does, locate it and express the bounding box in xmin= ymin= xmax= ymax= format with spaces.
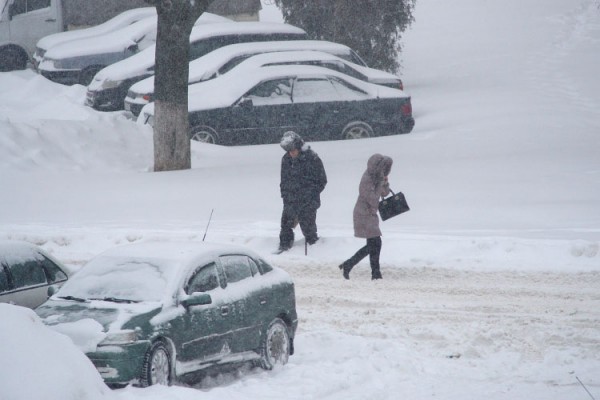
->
xmin=401 ymin=99 xmax=412 ymax=116
xmin=143 ymin=94 xmax=153 ymax=102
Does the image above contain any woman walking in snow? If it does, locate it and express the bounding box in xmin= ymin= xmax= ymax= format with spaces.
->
xmin=340 ymin=153 xmax=393 ymax=280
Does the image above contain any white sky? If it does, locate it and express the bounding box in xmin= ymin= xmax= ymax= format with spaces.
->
xmin=0 ymin=0 xmax=599 ymax=399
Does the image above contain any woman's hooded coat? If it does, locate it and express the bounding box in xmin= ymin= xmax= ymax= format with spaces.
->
xmin=353 ymin=154 xmax=393 ymax=238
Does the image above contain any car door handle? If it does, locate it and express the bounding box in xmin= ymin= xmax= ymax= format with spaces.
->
xmin=259 ymin=297 xmax=267 ymax=305
xmin=45 ymin=18 xmax=57 ymax=22
xmin=220 ymin=305 xmax=230 ymax=316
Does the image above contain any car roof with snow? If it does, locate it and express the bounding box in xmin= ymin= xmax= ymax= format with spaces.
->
xmin=128 ymin=40 xmax=369 ymax=94
xmin=53 ymin=241 xmax=282 ymax=304
xmin=44 ymin=12 xmax=230 ymax=60
xmin=218 ymin=49 xmax=399 ymax=83
xmin=36 ymin=7 xmax=157 ymax=52
xmin=143 ymin=64 xmax=409 ymax=116
xmin=0 ymin=240 xmax=69 ymax=275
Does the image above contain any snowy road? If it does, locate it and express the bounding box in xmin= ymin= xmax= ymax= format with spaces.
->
xmin=290 ymin=262 xmax=600 ymax=354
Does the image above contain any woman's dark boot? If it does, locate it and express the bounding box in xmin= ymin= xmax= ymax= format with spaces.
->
xmin=339 ymin=262 xmax=351 ymax=280
xmin=371 ymin=269 xmax=383 ymax=280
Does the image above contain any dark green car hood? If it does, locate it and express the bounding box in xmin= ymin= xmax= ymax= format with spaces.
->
xmin=35 ymin=299 xmax=162 ymax=332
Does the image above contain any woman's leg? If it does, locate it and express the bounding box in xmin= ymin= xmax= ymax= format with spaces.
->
xmin=368 ymin=236 xmax=383 ymax=279
xmin=340 ymin=240 xmax=370 ymax=279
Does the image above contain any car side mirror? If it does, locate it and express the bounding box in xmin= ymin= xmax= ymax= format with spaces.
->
xmin=47 ymin=285 xmax=58 ymax=297
xmin=126 ymin=44 xmax=139 ymax=55
xmin=181 ymin=293 xmax=212 ymax=309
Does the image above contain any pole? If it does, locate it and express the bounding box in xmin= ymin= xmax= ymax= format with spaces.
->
xmin=577 ymin=376 xmax=596 ymax=400
xmin=202 ymin=209 xmax=214 ymax=242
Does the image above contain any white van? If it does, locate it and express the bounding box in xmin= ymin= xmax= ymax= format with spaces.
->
xmin=0 ymin=0 xmax=147 ymax=71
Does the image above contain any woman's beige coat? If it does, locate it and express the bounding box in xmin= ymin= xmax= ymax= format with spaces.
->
xmin=353 ymin=154 xmax=392 ymax=238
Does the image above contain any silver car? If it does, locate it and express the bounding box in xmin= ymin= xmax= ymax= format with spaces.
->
xmin=0 ymin=240 xmax=70 ymax=309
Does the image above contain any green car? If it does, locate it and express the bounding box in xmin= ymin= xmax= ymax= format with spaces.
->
xmin=35 ymin=241 xmax=297 ymax=387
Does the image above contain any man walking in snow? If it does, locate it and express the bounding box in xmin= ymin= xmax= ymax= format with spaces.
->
xmin=278 ymin=131 xmax=327 ymax=252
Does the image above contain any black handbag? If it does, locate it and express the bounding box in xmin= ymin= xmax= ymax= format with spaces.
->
xmin=378 ymin=188 xmax=410 ymax=221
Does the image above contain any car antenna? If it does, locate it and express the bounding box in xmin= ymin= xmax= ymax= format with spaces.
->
xmin=202 ymin=209 xmax=214 ymax=242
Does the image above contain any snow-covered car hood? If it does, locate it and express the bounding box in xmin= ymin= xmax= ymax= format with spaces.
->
xmin=36 ymin=299 xmax=162 ymax=353
xmin=44 ymin=16 xmax=158 ymax=60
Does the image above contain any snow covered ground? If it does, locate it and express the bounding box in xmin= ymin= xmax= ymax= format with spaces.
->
xmin=1 ymin=0 xmax=599 ymax=399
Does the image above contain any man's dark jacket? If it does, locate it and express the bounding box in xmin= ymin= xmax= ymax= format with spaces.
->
xmin=280 ymin=147 xmax=327 ymax=210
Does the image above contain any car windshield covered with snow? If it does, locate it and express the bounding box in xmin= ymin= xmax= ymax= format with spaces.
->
xmin=35 ymin=241 xmax=297 ymax=387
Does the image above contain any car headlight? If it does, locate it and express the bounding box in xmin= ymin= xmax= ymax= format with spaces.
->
xmin=98 ymin=330 xmax=138 ymax=346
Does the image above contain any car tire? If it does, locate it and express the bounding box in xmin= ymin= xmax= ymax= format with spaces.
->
xmin=0 ymin=47 xmax=27 ymax=72
xmin=140 ymin=341 xmax=172 ymax=387
xmin=79 ymin=66 xmax=104 ymax=86
xmin=190 ymin=125 xmax=219 ymax=144
xmin=341 ymin=121 xmax=374 ymax=140
xmin=259 ymin=318 xmax=290 ymax=370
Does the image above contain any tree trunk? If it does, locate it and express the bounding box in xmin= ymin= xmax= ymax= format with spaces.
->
xmin=149 ymin=0 xmax=212 ymax=172
xmin=153 ymin=100 xmax=191 ymax=171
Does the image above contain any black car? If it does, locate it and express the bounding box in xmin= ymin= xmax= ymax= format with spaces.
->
xmin=86 ymin=22 xmax=307 ymax=111
xmin=142 ymin=64 xmax=415 ymax=145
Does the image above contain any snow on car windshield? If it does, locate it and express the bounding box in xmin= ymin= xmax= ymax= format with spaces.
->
xmin=56 ymin=256 xmax=173 ymax=302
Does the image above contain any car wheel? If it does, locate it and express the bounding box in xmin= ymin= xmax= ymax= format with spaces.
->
xmin=0 ymin=47 xmax=27 ymax=72
xmin=259 ymin=318 xmax=290 ymax=370
xmin=79 ymin=66 xmax=104 ymax=86
xmin=341 ymin=121 xmax=374 ymax=140
xmin=190 ymin=125 xmax=219 ymax=144
xmin=140 ymin=341 xmax=171 ymax=387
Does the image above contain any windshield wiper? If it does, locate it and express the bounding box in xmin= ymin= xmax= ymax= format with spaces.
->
xmin=90 ymin=297 xmax=138 ymax=304
xmin=58 ymin=295 xmax=88 ymax=302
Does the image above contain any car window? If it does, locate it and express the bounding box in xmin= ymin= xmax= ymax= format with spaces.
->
xmin=245 ymin=78 xmax=292 ymax=105
xmin=41 ymin=257 xmax=67 ymax=284
xmin=8 ymin=260 xmax=47 ymax=289
xmin=218 ymin=54 xmax=254 ymax=75
xmin=186 ymin=262 xmax=219 ymax=294
xmin=28 ymin=0 xmax=51 ymax=12
xmin=321 ymin=61 xmax=367 ymax=81
xmin=0 ymin=266 xmax=10 ymax=293
xmin=329 ymin=76 xmax=368 ymax=99
xmin=247 ymin=258 xmax=260 ymax=276
xmin=9 ymin=0 xmax=26 ymax=15
xmin=256 ymin=258 xmax=273 ymax=274
xmin=293 ymin=77 xmax=341 ymax=103
xmin=220 ymin=255 xmax=253 ymax=284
